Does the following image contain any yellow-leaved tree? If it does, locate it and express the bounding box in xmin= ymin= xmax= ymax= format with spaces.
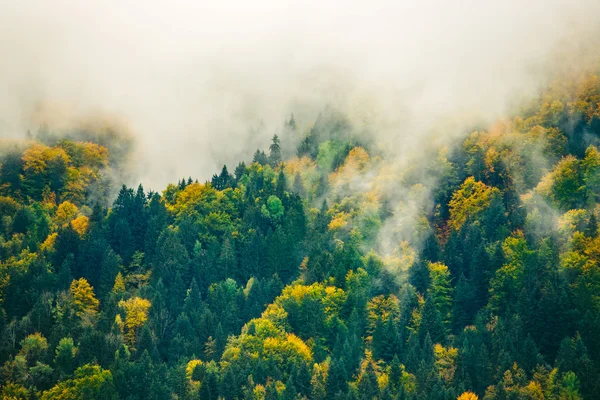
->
xmin=112 ymin=272 xmax=126 ymax=296
xmin=118 ymin=297 xmax=151 ymax=347
xmin=55 ymin=201 xmax=79 ymax=227
xmin=457 ymin=391 xmax=478 ymax=400
xmin=69 ymin=278 xmax=99 ymax=321
xmin=449 ymin=177 xmax=499 ymax=231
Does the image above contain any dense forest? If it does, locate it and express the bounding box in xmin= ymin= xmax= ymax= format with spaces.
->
xmin=1 ymin=66 xmax=600 ymax=400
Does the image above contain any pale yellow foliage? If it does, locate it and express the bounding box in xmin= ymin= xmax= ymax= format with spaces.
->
xmin=114 ymin=314 xmax=124 ymax=334
xmin=345 ymin=147 xmax=370 ymax=170
xmin=535 ymin=171 xmax=555 ymax=198
xmin=449 ymin=177 xmax=498 ymax=231
xmin=40 ymin=233 xmax=58 ymax=252
xmin=283 ymin=156 xmax=316 ymax=176
xmin=378 ymin=372 xmax=389 ymax=390
xmin=558 ymin=209 xmax=587 ymax=239
xmin=322 ymin=286 xmax=347 ymax=316
xmin=118 ymin=297 xmax=151 ymax=347
xmin=70 ymin=278 xmax=99 ymax=319
xmin=55 ymin=201 xmax=79 ymax=227
xmin=253 ymin=385 xmax=266 ymax=400
xmin=434 ymin=344 xmax=458 ymax=384
xmin=79 ymin=142 xmax=109 ymax=168
xmin=261 ymin=303 xmax=289 ymax=328
xmin=262 ymin=334 xmax=312 ymax=364
xmin=367 ymin=295 xmax=400 ymax=332
xmin=186 ymin=359 xmax=203 ymax=381
xmin=22 ymin=143 xmax=69 ymax=174
xmin=329 ymin=147 xmax=371 ymax=188
xmin=328 ymin=212 xmax=350 ymax=231
xmin=112 ymin=272 xmax=126 ymax=294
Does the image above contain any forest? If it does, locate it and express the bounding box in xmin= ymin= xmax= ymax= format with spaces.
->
xmin=1 ymin=65 xmax=600 ymax=400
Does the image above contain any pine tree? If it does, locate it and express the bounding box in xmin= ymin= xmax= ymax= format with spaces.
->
xmin=389 ymin=355 xmax=402 ymax=394
xmin=221 ymin=368 xmax=238 ymax=400
xmin=283 ymin=375 xmax=298 ymax=400
xmin=219 ymin=237 xmax=237 ymax=280
xmin=293 ymin=173 xmax=305 ymax=197
xmin=253 ymin=149 xmax=269 ymax=166
xmin=419 ymin=294 xmax=445 ymax=344
xmin=357 ymin=362 xmax=379 ymax=400
xmin=286 ymin=113 xmax=297 ymax=132
xmin=326 ymin=357 xmax=348 ymax=398
xmin=452 ymin=274 xmax=476 ymax=331
xmin=276 ymin=170 xmax=287 ymax=197
xmin=265 ymin=380 xmax=279 ymax=400
xmin=586 ymin=212 xmax=598 ymax=237
xmin=294 ymin=361 xmax=312 ymax=396
xmin=408 ymin=261 xmax=431 ymax=295
xmin=234 ymin=161 xmax=247 ymax=182
xmin=136 ymin=325 xmax=159 ymax=362
xmin=269 ymin=135 xmax=282 ymax=167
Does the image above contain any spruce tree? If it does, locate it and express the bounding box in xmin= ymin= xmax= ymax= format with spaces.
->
xmin=269 ymin=134 xmax=282 ymax=167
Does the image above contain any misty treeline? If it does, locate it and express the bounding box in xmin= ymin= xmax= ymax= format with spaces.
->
xmin=1 ymin=68 xmax=600 ymax=400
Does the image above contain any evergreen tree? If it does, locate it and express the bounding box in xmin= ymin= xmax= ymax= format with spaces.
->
xmin=326 ymin=357 xmax=348 ymax=398
xmin=253 ymin=149 xmax=269 ymax=166
xmin=293 ymin=173 xmax=305 ymax=197
xmin=357 ymin=362 xmax=379 ymax=400
xmin=276 ymin=170 xmax=287 ymax=197
xmin=269 ymin=135 xmax=283 ymax=167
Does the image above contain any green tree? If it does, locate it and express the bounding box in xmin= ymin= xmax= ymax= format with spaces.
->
xmin=54 ymin=337 xmax=77 ymax=378
xmin=41 ymin=364 xmax=117 ymax=400
xmin=269 ymin=135 xmax=283 ymax=167
xmin=427 ymin=262 xmax=453 ymax=328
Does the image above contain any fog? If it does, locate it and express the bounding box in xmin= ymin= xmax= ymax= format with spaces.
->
xmin=1 ymin=0 xmax=599 ymax=189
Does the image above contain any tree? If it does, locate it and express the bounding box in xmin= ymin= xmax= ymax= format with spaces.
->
xmin=269 ymin=135 xmax=282 ymax=167
xmin=293 ymin=173 xmax=306 ymax=197
xmin=419 ymin=295 xmax=445 ymax=344
xmin=560 ymin=371 xmax=583 ymax=400
xmin=586 ymin=212 xmax=598 ymax=237
xmin=457 ymin=391 xmax=478 ymax=400
xmin=276 ymin=170 xmax=287 ymax=197
xmin=283 ymin=375 xmax=298 ymax=400
xmin=20 ymin=333 xmax=48 ymax=365
xmin=153 ymin=227 xmax=190 ymax=286
xmin=357 ymin=362 xmax=379 ymax=400
xmin=326 ymin=357 xmax=348 ymax=398
xmin=41 ymin=364 xmax=117 ymax=400
xmin=253 ymin=150 xmax=269 ymax=166
xmin=212 ymin=165 xmax=233 ymax=190
xmin=262 ymin=195 xmax=285 ymax=221
xmin=547 ymin=155 xmax=585 ymax=210
xmin=448 ymin=177 xmax=499 ymax=231
xmin=70 ymin=278 xmax=100 ymax=320
xmin=427 ymin=262 xmax=453 ymax=328
xmin=218 ymin=237 xmax=237 ymax=281
xmin=556 ymin=334 xmax=597 ymax=398
xmin=583 ymin=145 xmax=600 ymax=204
xmin=452 ymin=274 xmax=476 ymax=331
xmin=112 ymin=272 xmax=126 ymax=297
xmin=408 ymin=261 xmax=431 ymax=295
xmin=118 ymin=297 xmax=152 ymax=348
xmin=54 ymin=337 xmax=78 ymax=378
xmin=286 ymin=113 xmax=297 ymax=132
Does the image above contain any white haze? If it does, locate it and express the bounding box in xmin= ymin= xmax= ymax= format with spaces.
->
xmin=1 ymin=0 xmax=599 ymax=188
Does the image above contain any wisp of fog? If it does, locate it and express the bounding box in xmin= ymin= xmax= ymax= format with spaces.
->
xmin=1 ymin=0 xmax=599 ymax=189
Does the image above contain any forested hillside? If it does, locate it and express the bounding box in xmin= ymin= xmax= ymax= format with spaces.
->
xmin=1 ymin=68 xmax=600 ymax=400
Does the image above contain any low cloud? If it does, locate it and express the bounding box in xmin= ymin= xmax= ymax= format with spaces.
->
xmin=1 ymin=0 xmax=599 ymax=189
